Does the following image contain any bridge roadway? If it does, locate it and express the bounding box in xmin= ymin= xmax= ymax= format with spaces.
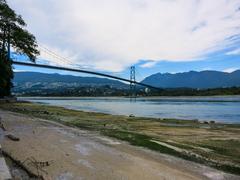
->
xmin=12 ymin=61 xmax=160 ymax=90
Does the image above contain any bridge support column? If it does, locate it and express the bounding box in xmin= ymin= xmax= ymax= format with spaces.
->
xmin=130 ymin=66 xmax=136 ymax=99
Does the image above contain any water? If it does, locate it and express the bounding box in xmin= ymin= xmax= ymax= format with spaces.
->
xmin=19 ymin=96 xmax=240 ymax=123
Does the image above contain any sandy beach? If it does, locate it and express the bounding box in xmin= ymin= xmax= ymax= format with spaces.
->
xmin=0 ymin=109 xmax=239 ymax=180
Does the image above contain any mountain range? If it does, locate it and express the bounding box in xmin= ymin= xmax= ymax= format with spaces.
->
xmin=13 ymin=70 xmax=240 ymax=91
xmin=142 ymin=70 xmax=240 ymax=89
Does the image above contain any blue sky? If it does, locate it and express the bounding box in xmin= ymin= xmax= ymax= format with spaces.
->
xmin=9 ymin=0 xmax=240 ymax=81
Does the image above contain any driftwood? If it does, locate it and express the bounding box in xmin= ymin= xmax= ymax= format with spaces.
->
xmin=5 ymin=134 xmax=20 ymax=141
xmin=22 ymin=157 xmax=54 ymax=176
xmin=2 ymin=151 xmax=43 ymax=179
xmin=0 ymin=117 xmax=6 ymax=131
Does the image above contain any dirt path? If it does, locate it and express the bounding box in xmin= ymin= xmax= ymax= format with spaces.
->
xmin=0 ymin=109 xmax=238 ymax=180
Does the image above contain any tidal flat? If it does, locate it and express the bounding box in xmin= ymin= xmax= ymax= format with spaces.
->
xmin=0 ymin=102 xmax=240 ymax=175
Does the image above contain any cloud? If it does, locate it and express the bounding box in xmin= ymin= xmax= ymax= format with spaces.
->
xmin=226 ymin=48 xmax=240 ymax=55
xmin=8 ymin=0 xmax=240 ymax=72
xmin=140 ymin=61 xmax=157 ymax=68
xmin=13 ymin=69 xmax=28 ymax=72
xmin=223 ymin=67 xmax=239 ymax=73
xmin=202 ymin=67 xmax=213 ymax=71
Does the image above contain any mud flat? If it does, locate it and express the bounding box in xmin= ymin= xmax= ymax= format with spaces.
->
xmin=0 ymin=102 xmax=239 ymax=179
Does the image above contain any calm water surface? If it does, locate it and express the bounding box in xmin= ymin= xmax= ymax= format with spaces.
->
xmin=19 ymin=96 xmax=240 ymax=123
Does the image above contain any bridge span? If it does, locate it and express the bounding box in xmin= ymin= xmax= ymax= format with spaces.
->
xmin=12 ymin=61 xmax=160 ymax=90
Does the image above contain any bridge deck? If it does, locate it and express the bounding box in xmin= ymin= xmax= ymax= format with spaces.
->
xmin=12 ymin=61 xmax=160 ymax=90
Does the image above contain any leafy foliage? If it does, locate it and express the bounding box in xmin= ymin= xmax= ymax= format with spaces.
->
xmin=0 ymin=0 xmax=39 ymax=97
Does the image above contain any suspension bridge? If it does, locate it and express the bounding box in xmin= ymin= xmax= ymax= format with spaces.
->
xmin=11 ymin=45 xmax=160 ymax=93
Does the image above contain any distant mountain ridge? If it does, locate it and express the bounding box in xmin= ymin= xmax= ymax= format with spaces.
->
xmin=14 ymin=70 xmax=240 ymax=90
xmin=141 ymin=70 xmax=240 ymax=89
xmin=13 ymin=72 xmax=127 ymax=89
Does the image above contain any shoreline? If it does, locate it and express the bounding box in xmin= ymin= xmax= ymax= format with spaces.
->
xmin=16 ymin=96 xmax=240 ymax=124
xmin=0 ymin=101 xmax=240 ymax=176
xmin=3 ymin=98 xmax=240 ymax=127
xmin=0 ymin=108 xmax=217 ymax=179
xmin=17 ymin=95 xmax=240 ymax=99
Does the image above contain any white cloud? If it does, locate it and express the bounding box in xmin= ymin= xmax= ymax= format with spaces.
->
xmin=223 ymin=67 xmax=239 ymax=73
xmin=140 ymin=61 xmax=157 ymax=68
xmin=8 ymin=0 xmax=240 ymax=72
xmin=226 ymin=48 xmax=240 ymax=55
xmin=13 ymin=69 xmax=28 ymax=72
xmin=202 ymin=67 xmax=213 ymax=71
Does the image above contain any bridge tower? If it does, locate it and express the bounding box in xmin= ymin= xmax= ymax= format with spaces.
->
xmin=130 ymin=66 xmax=136 ymax=98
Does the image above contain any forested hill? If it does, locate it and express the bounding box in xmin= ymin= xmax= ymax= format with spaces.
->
xmin=142 ymin=70 xmax=240 ymax=89
xmin=13 ymin=72 xmax=128 ymax=88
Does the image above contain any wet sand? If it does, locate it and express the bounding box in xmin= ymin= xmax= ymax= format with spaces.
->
xmin=0 ymin=109 xmax=238 ymax=180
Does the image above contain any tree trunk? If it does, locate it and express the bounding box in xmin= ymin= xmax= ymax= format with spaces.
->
xmin=0 ymin=49 xmax=13 ymax=97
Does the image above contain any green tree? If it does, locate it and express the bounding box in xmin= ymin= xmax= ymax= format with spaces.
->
xmin=0 ymin=0 xmax=39 ymax=97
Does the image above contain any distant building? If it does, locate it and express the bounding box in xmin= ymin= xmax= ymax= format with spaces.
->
xmin=145 ymin=88 xmax=150 ymax=94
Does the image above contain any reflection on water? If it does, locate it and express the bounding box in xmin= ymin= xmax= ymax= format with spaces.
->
xmin=19 ymin=96 xmax=240 ymax=123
